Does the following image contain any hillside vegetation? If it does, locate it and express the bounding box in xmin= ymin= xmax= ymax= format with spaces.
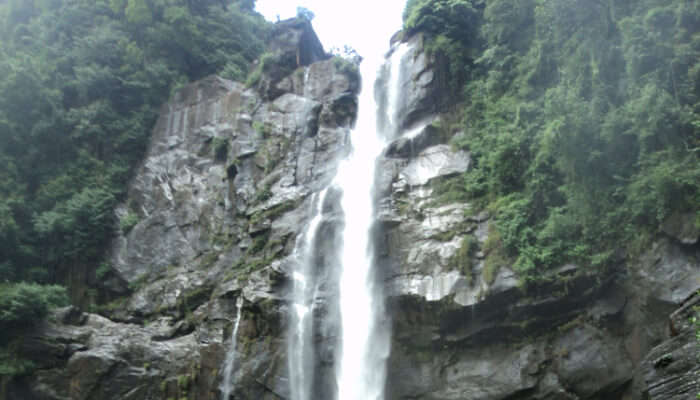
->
xmin=0 ymin=0 xmax=269 ymax=372
xmin=404 ymin=0 xmax=700 ymax=282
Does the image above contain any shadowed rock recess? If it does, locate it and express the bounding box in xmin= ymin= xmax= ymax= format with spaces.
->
xmin=7 ymin=20 xmax=699 ymax=400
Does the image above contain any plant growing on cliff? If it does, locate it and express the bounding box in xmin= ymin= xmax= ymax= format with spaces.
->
xmin=119 ymin=211 xmax=140 ymax=234
xmin=451 ymin=236 xmax=477 ymax=282
xmin=212 ymin=137 xmax=229 ymax=162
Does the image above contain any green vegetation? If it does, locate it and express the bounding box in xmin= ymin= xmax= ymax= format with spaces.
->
xmin=246 ymin=51 xmax=285 ymax=87
xmin=0 ymin=283 xmax=68 ymax=376
xmin=119 ymin=211 xmax=140 ymax=234
xmin=332 ymin=56 xmax=360 ymax=82
xmin=0 ymin=283 xmax=67 ymax=331
xmin=404 ymin=0 xmax=700 ymax=283
xmin=0 ymin=0 xmax=269 ymax=305
xmin=212 ymin=137 xmax=229 ymax=162
xmin=450 ymin=236 xmax=478 ymax=282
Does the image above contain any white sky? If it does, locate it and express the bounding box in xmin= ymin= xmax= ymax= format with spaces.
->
xmin=255 ymin=0 xmax=407 ymax=59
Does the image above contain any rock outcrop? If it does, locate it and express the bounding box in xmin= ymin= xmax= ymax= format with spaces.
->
xmin=635 ymin=293 xmax=700 ymax=400
xmin=8 ymin=22 xmax=700 ymax=400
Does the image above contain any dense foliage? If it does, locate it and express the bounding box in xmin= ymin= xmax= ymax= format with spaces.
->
xmin=0 ymin=0 xmax=269 ymax=295
xmin=405 ymin=0 xmax=700 ymax=282
xmin=0 ymin=282 xmax=68 ymax=375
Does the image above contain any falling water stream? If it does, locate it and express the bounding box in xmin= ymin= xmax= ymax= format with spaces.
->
xmin=288 ymin=23 xmax=412 ymax=400
xmin=220 ymin=297 xmax=243 ymax=400
xmin=334 ymin=53 xmax=393 ymax=400
xmin=289 ymin=190 xmax=327 ymax=400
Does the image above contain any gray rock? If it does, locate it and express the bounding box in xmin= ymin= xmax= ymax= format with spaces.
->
xmin=384 ymin=34 xmax=448 ymax=132
xmin=399 ymin=145 xmax=470 ymax=186
xmin=553 ymin=324 xmax=633 ymax=398
xmin=634 ymin=237 xmax=700 ymax=304
xmin=636 ymin=294 xmax=700 ymax=400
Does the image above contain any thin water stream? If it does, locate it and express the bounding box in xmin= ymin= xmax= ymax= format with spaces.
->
xmin=220 ymin=297 xmax=243 ymax=400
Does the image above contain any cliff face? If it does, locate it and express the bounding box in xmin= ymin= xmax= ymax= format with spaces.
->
xmin=9 ymin=21 xmax=700 ymax=400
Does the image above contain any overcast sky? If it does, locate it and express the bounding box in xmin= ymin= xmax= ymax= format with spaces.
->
xmin=255 ymin=0 xmax=406 ymax=59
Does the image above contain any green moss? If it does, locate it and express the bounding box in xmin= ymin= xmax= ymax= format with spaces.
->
xmin=250 ymin=199 xmax=300 ymax=227
xmin=482 ymin=228 xmax=508 ymax=285
xmin=250 ymin=231 xmax=270 ymax=254
xmin=557 ymin=315 xmax=585 ymax=333
xmin=212 ymin=137 xmax=229 ymax=162
xmin=177 ymin=287 xmax=212 ymax=315
xmin=199 ymin=251 xmax=220 ymax=269
xmin=252 ymin=121 xmax=272 ymax=138
xmin=451 ymin=236 xmax=478 ymax=282
xmin=96 ymin=296 xmax=129 ymax=316
xmin=177 ymin=374 xmax=190 ymax=389
xmin=253 ymin=182 xmax=274 ymax=204
xmin=128 ymin=274 xmax=150 ymax=292
xmin=119 ymin=211 xmax=140 ymax=234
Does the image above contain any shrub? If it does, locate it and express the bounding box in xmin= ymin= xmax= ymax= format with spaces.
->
xmin=0 ymin=283 xmax=68 ymax=332
xmin=119 ymin=211 xmax=140 ymax=234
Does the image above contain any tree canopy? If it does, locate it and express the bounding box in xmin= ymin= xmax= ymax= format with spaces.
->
xmin=0 ymin=0 xmax=269 ymax=324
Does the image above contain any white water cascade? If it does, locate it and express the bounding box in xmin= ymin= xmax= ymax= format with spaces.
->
xmin=333 ymin=43 xmax=410 ymax=400
xmin=289 ymin=190 xmax=327 ymax=400
xmin=220 ymin=297 xmax=244 ymax=400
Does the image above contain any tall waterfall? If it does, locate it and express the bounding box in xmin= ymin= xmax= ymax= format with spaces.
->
xmin=220 ymin=297 xmax=243 ymax=400
xmin=286 ymin=22 xmax=410 ymax=400
xmin=289 ymin=190 xmax=327 ymax=400
xmin=333 ymin=42 xmax=409 ymax=400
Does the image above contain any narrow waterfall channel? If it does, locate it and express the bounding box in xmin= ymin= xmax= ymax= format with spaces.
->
xmin=220 ymin=297 xmax=243 ymax=400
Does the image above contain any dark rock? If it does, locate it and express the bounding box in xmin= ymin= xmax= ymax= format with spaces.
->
xmin=258 ymin=18 xmax=331 ymax=100
xmin=661 ymin=211 xmax=699 ymax=245
xmin=269 ymin=18 xmax=328 ymax=68
xmin=384 ymin=121 xmax=443 ymax=158
xmin=58 ymin=306 xmax=87 ymax=326
xmin=636 ymin=293 xmax=700 ymax=400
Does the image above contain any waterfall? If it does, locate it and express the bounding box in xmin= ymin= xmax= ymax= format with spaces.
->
xmin=289 ymin=190 xmax=327 ymax=400
xmin=333 ymin=41 xmax=409 ymax=400
xmin=220 ymin=297 xmax=243 ymax=400
xmin=386 ymin=43 xmax=410 ymax=133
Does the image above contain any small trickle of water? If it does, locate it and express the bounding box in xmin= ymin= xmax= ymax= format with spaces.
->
xmin=303 ymin=66 xmax=312 ymax=98
xmin=220 ymin=297 xmax=244 ymax=400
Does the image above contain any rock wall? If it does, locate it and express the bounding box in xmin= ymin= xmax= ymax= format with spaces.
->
xmin=9 ymin=22 xmax=700 ymax=400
